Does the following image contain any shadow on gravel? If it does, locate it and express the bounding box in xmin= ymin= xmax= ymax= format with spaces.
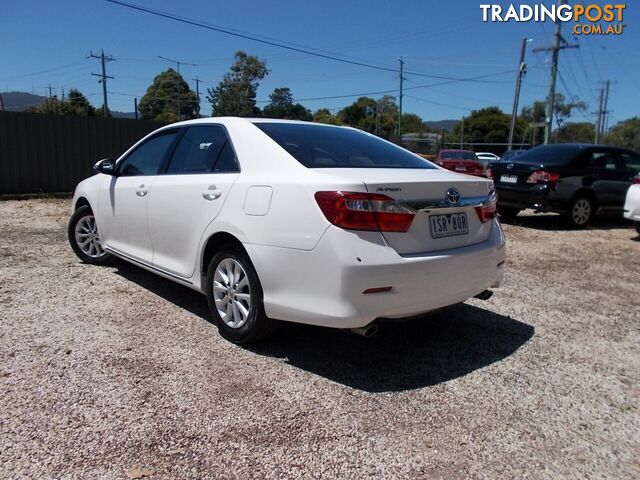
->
xmin=501 ymin=212 xmax=631 ymax=232
xmin=250 ymin=304 xmax=534 ymax=392
xmin=115 ymin=263 xmax=534 ymax=393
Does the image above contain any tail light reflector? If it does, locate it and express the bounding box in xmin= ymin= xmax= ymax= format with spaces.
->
xmin=485 ymin=166 xmax=493 ymax=179
xmin=475 ymin=191 xmax=497 ymax=223
xmin=526 ymin=170 xmax=560 ymax=184
xmin=633 ymin=176 xmax=640 ymax=185
xmin=315 ymin=191 xmax=416 ymax=232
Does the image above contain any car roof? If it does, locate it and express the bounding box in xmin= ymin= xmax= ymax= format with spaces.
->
xmin=440 ymin=149 xmax=475 ymax=153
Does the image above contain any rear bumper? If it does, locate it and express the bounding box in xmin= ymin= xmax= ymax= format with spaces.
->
xmin=496 ymin=184 xmax=565 ymax=212
xmin=246 ymin=220 xmax=506 ymax=329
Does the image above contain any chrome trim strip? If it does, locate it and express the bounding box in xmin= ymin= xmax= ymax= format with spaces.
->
xmin=105 ymin=246 xmax=194 ymax=285
xmin=402 ymin=194 xmax=494 ymax=211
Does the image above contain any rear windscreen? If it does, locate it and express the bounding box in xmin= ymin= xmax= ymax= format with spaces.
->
xmin=509 ymin=145 xmax=583 ymax=165
xmin=441 ymin=151 xmax=477 ymax=160
xmin=254 ymin=122 xmax=434 ymax=169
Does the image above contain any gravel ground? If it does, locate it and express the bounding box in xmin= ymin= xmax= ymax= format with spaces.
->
xmin=1 ymin=198 xmax=639 ymax=479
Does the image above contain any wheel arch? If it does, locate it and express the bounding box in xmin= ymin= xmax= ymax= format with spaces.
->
xmin=571 ymin=188 xmax=598 ymax=206
xmin=200 ymin=231 xmax=249 ymax=279
xmin=74 ymin=196 xmax=91 ymax=211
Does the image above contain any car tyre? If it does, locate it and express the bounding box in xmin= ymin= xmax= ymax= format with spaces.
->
xmin=206 ymin=246 xmax=277 ymax=344
xmin=566 ymin=195 xmax=595 ymax=228
xmin=497 ymin=206 xmax=521 ymax=221
xmin=635 ymin=222 xmax=640 ymax=235
xmin=68 ymin=205 xmax=115 ymax=266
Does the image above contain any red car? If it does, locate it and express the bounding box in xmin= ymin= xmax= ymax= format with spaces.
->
xmin=435 ymin=149 xmax=485 ymax=177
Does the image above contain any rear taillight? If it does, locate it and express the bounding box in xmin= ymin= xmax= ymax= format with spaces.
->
xmin=315 ymin=191 xmax=416 ymax=232
xmin=485 ymin=166 xmax=493 ymax=179
xmin=633 ymin=176 xmax=640 ymax=185
xmin=526 ymin=170 xmax=560 ymax=184
xmin=475 ymin=191 xmax=497 ymax=223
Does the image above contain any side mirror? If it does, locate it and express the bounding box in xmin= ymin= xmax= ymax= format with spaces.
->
xmin=94 ymin=158 xmax=117 ymax=176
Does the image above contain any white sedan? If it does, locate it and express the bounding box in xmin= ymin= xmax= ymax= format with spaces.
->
xmin=624 ymin=175 xmax=640 ymax=234
xmin=69 ymin=118 xmax=506 ymax=343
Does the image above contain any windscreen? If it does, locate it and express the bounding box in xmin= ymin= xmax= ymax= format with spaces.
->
xmin=254 ymin=122 xmax=434 ymax=169
xmin=509 ymin=145 xmax=584 ymax=166
xmin=441 ymin=151 xmax=477 ymax=160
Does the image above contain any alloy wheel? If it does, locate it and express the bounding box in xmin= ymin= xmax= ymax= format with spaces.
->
xmin=74 ymin=215 xmax=106 ymax=258
xmin=572 ymin=199 xmax=591 ymax=226
xmin=213 ymin=258 xmax=251 ymax=329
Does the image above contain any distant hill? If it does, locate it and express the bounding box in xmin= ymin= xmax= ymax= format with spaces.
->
xmin=1 ymin=91 xmax=138 ymax=118
xmin=1 ymin=91 xmax=47 ymax=111
xmin=425 ymin=119 xmax=458 ymax=132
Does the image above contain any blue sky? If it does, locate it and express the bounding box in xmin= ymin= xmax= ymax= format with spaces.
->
xmin=2 ymin=0 xmax=638 ymax=125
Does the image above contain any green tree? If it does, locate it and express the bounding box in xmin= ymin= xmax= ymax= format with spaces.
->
xmin=451 ymin=107 xmax=519 ymax=146
xmin=263 ymin=87 xmax=312 ymax=120
xmin=207 ymin=51 xmax=269 ymax=117
xmin=401 ymin=113 xmax=427 ymax=134
xmin=313 ymin=108 xmax=342 ymax=125
xmin=33 ymin=89 xmax=96 ymax=116
xmin=138 ymin=68 xmax=198 ymax=121
xmin=521 ymin=93 xmax=587 ymax=125
xmin=338 ymin=95 xmax=399 ymax=139
xmin=65 ymin=89 xmax=95 ymax=115
xmin=553 ymin=122 xmax=595 ymax=143
xmin=605 ymin=117 xmax=640 ymax=150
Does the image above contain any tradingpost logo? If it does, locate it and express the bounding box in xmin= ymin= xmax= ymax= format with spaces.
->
xmin=480 ymin=3 xmax=627 ymax=35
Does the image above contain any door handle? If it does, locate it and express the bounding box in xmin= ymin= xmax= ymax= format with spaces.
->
xmin=202 ymin=188 xmax=222 ymax=201
xmin=136 ymin=184 xmax=149 ymax=197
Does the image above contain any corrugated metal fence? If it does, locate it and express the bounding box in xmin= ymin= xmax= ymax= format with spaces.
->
xmin=0 ymin=111 xmax=163 ymax=194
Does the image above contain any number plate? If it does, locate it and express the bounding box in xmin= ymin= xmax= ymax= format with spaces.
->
xmin=500 ymin=174 xmax=518 ymax=183
xmin=429 ymin=213 xmax=469 ymax=238
xmin=455 ymin=165 xmax=467 ymax=171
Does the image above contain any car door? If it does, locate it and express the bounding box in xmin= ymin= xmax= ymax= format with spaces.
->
xmin=96 ymin=129 xmax=180 ymax=263
xmin=585 ymin=148 xmax=627 ymax=207
xmin=146 ymin=125 xmax=241 ymax=278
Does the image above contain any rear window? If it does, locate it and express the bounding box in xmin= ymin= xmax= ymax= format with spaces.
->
xmin=441 ymin=151 xmax=477 ymax=160
xmin=254 ymin=122 xmax=434 ymax=169
xmin=510 ymin=145 xmax=584 ymax=165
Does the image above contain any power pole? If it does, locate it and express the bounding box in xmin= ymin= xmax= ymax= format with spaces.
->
xmin=595 ymin=86 xmax=604 ymax=143
xmin=601 ymin=79 xmax=611 ymax=138
xmin=47 ymin=84 xmax=54 ymax=98
xmin=192 ymin=76 xmax=202 ymax=117
xmin=508 ymin=37 xmax=529 ymax=151
xmin=398 ymin=57 xmax=404 ymax=140
xmin=158 ymin=56 xmax=197 ymax=120
xmin=533 ymin=0 xmax=578 ymax=145
xmin=89 ymin=50 xmax=115 ymax=117
xmin=460 ymin=116 xmax=465 ymax=148
xmin=134 ymin=98 xmax=138 ymax=120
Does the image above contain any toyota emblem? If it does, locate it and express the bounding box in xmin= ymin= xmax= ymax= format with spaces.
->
xmin=446 ymin=188 xmax=461 ymax=206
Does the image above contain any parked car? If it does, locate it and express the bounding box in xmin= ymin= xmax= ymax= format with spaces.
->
xmin=68 ymin=119 xmax=505 ymax=343
xmin=623 ymin=175 xmax=640 ymax=234
xmin=500 ymin=149 xmax=527 ymax=162
xmin=435 ymin=149 xmax=485 ymax=176
xmin=476 ymin=152 xmax=500 ymax=175
xmin=476 ymin=152 xmax=500 ymax=163
xmin=487 ymin=144 xmax=640 ymax=227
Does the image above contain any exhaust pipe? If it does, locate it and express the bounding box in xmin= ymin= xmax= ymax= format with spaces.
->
xmin=346 ymin=323 xmax=379 ymax=338
xmin=474 ymin=290 xmax=493 ymax=301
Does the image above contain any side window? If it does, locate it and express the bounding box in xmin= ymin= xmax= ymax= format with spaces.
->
xmin=589 ymin=151 xmax=619 ymax=171
xmin=213 ymin=140 xmax=239 ymax=173
xmin=118 ymin=131 xmax=178 ymax=176
xmin=166 ymin=125 xmax=238 ymax=174
xmin=620 ymin=152 xmax=640 ymax=176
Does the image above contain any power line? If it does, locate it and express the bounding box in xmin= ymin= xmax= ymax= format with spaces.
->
xmin=105 ymin=0 xmax=515 ymax=84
